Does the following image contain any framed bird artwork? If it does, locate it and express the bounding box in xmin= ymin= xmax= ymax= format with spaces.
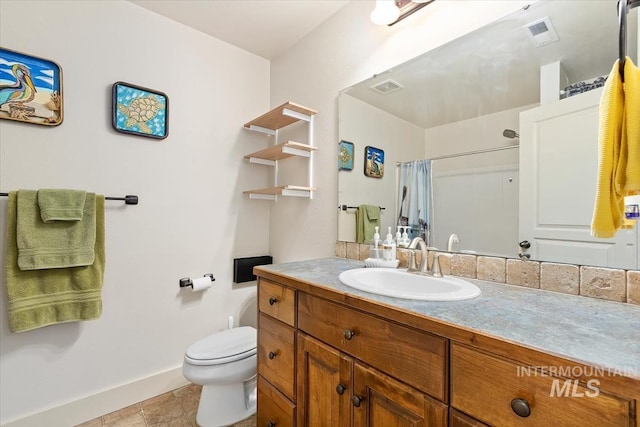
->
xmin=0 ymin=47 xmax=63 ymax=126
xmin=112 ymin=81 xmax=169 ymax=139
xmin=364 ymin=146 xmax=384 ymax=178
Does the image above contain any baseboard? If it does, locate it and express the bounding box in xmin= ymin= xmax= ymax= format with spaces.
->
xmin=1 ymin=366 xmax=190 ymax=427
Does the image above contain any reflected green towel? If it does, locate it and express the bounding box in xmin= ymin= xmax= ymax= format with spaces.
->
xmin=356 ymin=204 xmax=381 ymax=243
xmin=38 ymin=189 xmax=86 ymax=222
xmin=5 ymin=192 xmax=105 ymax=333
xmin=17 ymin=190 xmax=96 ymax=270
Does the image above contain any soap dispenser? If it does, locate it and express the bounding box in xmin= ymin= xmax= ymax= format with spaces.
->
xmin=382 ymin=227 xmax=396 ymax=261
xmin=397 ymin=226 xmax=409 ymax=248
xmin=370 ymin=226 xmax=381 ymax=259
xmin=401 ymin=226 xmax=411 ymax=248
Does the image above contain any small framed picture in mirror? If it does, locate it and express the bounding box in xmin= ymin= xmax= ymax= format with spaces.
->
xmin=364 ymin=146 xmax=384 ymax=178
xmin=338 ymin=140 xmax=354 ymax=170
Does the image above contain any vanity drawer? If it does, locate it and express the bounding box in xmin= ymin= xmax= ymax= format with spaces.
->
xmin=259 ymin=279 xmax=296 ymax=327
xmin=258 ymin=375 xmax=296 ymax=427
xmin=258 ymin=312 xmax=296 ymax=401
xmin=297 ymin=293 xmax=448 ymax=401
xmin=450 ymin=343 xmax=632 ymax=427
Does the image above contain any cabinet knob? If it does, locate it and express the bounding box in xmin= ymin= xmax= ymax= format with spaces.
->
xmin=351 ymin=395 xmax=364 ymax=407
xmin=511 ymin=398 xmax=531 ymax=418
xmin=268 ymin=351 xmax=277 ymax=360
xmin=336 ymin=383 xmax=347 ymax=395
xmin=267 ymin=421 xmax=276 ymax=427
xmin=268 ymin=297 xmax=278 ymax=305
xmin=343 ymin=329 xmax=356 ymax=340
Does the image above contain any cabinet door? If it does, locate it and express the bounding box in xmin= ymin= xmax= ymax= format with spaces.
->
xmin=297 ymin=333 xmax=352 ymax=427
xmin=352 ymin=362 xmax=447 ymax=427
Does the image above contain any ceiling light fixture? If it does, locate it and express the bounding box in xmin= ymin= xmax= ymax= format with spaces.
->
xmin=370 ymin=0 xmax=401 ymax=26
xmin=371 ymin=0 xmax=436 ymax=26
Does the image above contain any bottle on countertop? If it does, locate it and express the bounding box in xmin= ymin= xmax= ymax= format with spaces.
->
xmin=370 ymin=226 xmax=381 ymax=259
xmin=382 ymin=227 xmax=396 ymax=261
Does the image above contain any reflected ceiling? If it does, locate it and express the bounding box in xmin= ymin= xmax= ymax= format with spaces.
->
xmin=343 ymin=0 xmax=636 ymax=129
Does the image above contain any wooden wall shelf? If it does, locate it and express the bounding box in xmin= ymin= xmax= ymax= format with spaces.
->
xmin=242 ymin=101 xmax=317 ymax=200
xmin=244 ymin=141 xmax=317 ymax=164
xmin=244 ymin=102 xmax=317 ymax=132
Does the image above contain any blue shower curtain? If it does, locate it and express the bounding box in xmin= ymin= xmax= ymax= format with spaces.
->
xmin=397 ymin=160 xmax=432 ymax=244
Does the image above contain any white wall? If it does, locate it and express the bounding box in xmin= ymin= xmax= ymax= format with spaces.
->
xmin=337 ymin=94 xmax=425 ymax=242
xmin=269 ymin=0 xmax=529 ymax=261
xmin=0 ymin=1 xmax=269 ymax=425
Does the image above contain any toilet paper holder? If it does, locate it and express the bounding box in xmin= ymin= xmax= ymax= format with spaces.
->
xmin=179 ymin=273 xmax=215 ymax=289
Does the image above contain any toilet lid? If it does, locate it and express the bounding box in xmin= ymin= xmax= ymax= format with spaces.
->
xmin=186 ymin=326 xmax=256 ymax=364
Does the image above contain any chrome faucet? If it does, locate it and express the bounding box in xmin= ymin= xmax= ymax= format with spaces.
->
xmin=407 ymin=237 xmax=451 ymax=277
xmin=408 ymin=237 xmax=437 ymax=275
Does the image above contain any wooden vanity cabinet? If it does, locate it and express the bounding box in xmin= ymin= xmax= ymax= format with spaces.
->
xmin=257 ymin=273 xmax=639 ymax=427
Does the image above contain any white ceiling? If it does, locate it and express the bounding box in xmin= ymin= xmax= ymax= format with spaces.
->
xmin=127 ymin=0 xmax=349 ymax=60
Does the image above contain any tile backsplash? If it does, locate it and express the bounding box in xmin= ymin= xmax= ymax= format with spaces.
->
xmin=334 ymin=241 xmax=639 ymax=305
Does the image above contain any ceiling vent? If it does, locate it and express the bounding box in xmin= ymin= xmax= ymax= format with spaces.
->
xmin=370 ymin=79 xmax=404 ymax=95
xmin=523 ymin=16 xmax=559 ymax=47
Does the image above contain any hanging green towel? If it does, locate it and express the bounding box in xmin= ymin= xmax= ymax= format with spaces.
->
xmin=38 ymin=189 xmax=87 ymax=222
xmin=356 ymin=204 xmax=381 ymax=243
xmin=5 ymin=192 xmax=105 ymax=333
xmin=17 ymin=190 xmax=96 ymax=270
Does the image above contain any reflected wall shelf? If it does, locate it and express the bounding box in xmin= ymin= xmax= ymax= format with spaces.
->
xmin=243 ymin=102 xmax=317 ymax=201
xmin=243 ymin=185 xmax=316 ymax=201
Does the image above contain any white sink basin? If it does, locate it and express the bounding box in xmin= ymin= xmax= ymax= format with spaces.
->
xmin=338 ymin=268 xmax=481 ymax=301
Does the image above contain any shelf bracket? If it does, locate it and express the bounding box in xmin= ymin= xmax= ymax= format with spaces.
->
xmin=248 ymin=193 xmax=277 ymax=201
xmin=282 ymin=108 xmax=312 ymax=123
xmin=281 ymin=188 xmax=312 ymax=198
xmin=248 ymin=157 xmax=276 ymax=166
xmin=247 ymin=124 xmax=277 ymax=136
xmin=282 ymin=146 xmax=312 ymax=158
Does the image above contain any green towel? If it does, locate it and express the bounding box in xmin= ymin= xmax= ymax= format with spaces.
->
xmin=17 ymin=190 xmax=96 ymax=270
xmin=38 ymin=189 xmax=87 ymax=222
xmin=5 ymin=192 xmax=105 ymax=333
xmin=355 ymin=204 xmax=381 ymax=243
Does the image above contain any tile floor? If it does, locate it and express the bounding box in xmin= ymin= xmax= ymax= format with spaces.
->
xmin=75 ymin=384 xmax=256 ymax=427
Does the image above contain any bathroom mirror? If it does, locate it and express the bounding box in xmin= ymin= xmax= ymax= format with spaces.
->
xmin=338 ymin=0 xmax=639 ymax=269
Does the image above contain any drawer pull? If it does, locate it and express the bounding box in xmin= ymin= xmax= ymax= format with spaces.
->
xmin=343 ymin=329 xmax=356 ymax=340
xmin=351 ymin=395 xmax=364 ymax=407
xmin=336 ymin=383 xmax=347 ymax=395
xmin=511 ymin=398 xmax=531 ymax=418
xmin=267 ymin=421 xmax=276 ymax=427
xmin=268 ymin=351 xmax=277 ymax=360
xmin=268 ymin=297 xmax=278 ymax=305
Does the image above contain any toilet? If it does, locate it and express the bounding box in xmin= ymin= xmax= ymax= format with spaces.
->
xmin=182 ymin=326 xmax=257 ymax=427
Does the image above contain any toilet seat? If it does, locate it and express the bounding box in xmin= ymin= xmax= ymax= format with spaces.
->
xmin=185 ymin=326 xmax=257 ymax=366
